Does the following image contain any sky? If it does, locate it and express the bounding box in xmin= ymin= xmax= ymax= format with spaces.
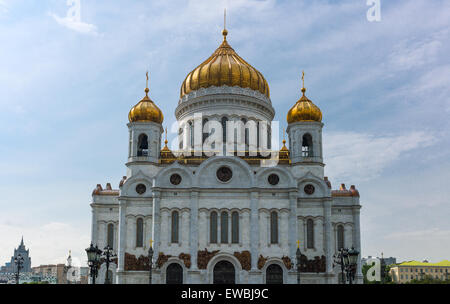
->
xmin=0 ymin=0 xmax=449 ymax=267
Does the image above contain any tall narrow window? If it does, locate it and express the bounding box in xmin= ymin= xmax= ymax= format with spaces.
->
xmin=189 ymin=121 xmax=194 ymax=149
xmin=307 ymin=219 xmax=314 ymax=249
xmin=241 ymin=118 xmax=249 ymax=152
xmin=178 ymin=127 xmax=184 ymax=150
xmin=221 ymin=117 xmax=228 ymax=143
xmin=302 ymin=134 xmax=313 ymax=157
xmin=231 ymin=211 xmax=239 ymax=244
xmin=137 ymin=134 xmax=148 ymax=156
xmin=270 ymin=211 xmax=278 ymax=244
xmin=171 ymin=211 xmax=179 ymax=243
xmin=136 ymin=218 xmax=143 ymax=248
xmin=210 ymin=211 xmax=218 ymax=244
xmin=337 ymin=225 xmax=344 ymax=250
xmin=221 ymin=211 xmax=228 ymax=244
xmin=202 ymin=118 xmax=209 ymax=144
xmin=107 ymin=223 xmax=114 ymax=248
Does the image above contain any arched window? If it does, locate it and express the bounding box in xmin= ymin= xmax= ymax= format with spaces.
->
xmin=210 ymin=211 xmax=218 ymax=244
xmin=337 ymin=225 xmax=344 ymax=250
xmin=136 ymin=218 xmax=143 ymax=248
xmin=166 ymin=263 xmax=183 ymax=284
xmin=137 ymin=134 xmax=148 ymax=156
xmin=171 ymin=211 xmax=179 ymax=243
xmin=266 ymin=264 xmax=283 ymax=284
xmin=302 ymin=133 xmax=313 ymax=157
xmin=307 ymin=219 xmax=314 ymax=249
xmin=231 ymin=211 xmax=239 ymax=244
xmin=270 ymin=211 xmax=278 ymax=244
xmin=107 ymin=223 xmax=114 ymax=248
xmin=221 ymin=211 xmax=228 ymax=244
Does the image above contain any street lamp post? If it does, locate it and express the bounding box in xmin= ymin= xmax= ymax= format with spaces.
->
xmin=86 ymin=243 xmax=102 ymax=284
xmin=148 ymin=239 xmax=154 ymax=284
xmin=333 ymin=247 xmax=359 ymax=284
xmin=14 ymin=254 xmax=24 ymax=285
xmin=102 ymin=245 xmax=117 ymax=284
xmin=296 ymin=240 xmax=301 ymax=284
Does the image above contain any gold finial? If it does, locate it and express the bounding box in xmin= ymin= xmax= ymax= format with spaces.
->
xmin=296 ymin=240 xmax=300 ymax=248
xmin=222 ymin=8 xmax=228 ymax=40
xmin=164 ymin=127 xmax=168 ymax=146
xmin=282 ymin=128 xmax=286 ymax=145
xmin=150 ymin=239 xmax=154 ymax=247
xmin=145 ymin=71 xmax=149 ymax=96
xmin=301 ymin=70 xmax=306 ymax=95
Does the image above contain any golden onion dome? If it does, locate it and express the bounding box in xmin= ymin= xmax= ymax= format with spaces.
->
xmin=287 ymin=73 xmax=322 ymax=123
xmin=180 ymin=29 xmax=270 ymax=98
xmin=128 ymin=75 xmax=164 ymax=124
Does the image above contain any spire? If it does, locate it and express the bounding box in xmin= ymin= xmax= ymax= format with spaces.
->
xmin=222 ymin=8 xmax=228 ymax=40
xmin=20 ymin=236 xmax=24 ymax=246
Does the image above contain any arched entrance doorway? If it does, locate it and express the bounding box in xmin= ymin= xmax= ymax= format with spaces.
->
xmin=213 ymin=260 xmax=235 ymax=284
xmin=266 ymin=264 xmax=283 ymax=284
xmin=166 ymin=263 xmax=183 ymax=284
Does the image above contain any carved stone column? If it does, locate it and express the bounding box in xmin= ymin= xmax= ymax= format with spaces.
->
xmin=353 ymin=205 xmax=362 ymax=281
xmin=118 ymin=199 xmax=127 ymax=272
xmin=190 ymin=191 xmax=199 ymax=269
xmin=288 ymin=191 xmax=297 ymax=263
xmin=152 ymin=191 xmax=161 ymax=259
xmin=250 ymin=191 xmax=259 ymax=270
xmin=323 ymin=200 xmax=333 ymax=274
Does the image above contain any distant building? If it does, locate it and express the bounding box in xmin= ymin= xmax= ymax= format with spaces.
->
xmin=0 ymin=237 xmax=32 ymax=273
xmin=390 ymin=260 xmax=450 ymax=283
xmin=31 ymin=252 xmax=89 ymax=284
xmin=362 ymin=255 xmax=397 ymax=266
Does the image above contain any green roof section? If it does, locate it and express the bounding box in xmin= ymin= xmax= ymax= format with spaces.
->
xmin=397 ymin=260 xmax=450 ymax=267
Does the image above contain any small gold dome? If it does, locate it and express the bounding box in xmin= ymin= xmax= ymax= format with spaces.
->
xmin=287 ymin=87 xmax=322 ymax=123
xmin=180 ymin=30 xmax=270 ymax=98
xmin=128 ymin=87 xmax=164 ymax=124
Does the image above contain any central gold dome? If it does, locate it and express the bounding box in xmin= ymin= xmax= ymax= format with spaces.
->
xmin=180 ymin=30 xmax=270 ymax=98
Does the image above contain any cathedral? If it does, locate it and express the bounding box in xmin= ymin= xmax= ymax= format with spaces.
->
xmin=90 ymin=27 xmax=362 ymax=284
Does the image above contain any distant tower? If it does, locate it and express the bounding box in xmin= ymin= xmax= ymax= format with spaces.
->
xmin=10 ymin=237 xmax=32 ymax=273
xmin=127 ymin=72 xmax=164 ymax=164
xmin=286 ymin=71 xmax=324 ymax=176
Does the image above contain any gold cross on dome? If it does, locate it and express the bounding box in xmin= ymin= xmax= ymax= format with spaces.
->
xmin=297 ymin=240 xmax=300 ymax=248
xmin=146 ymin=71 xmax=149 ymax=89
xmin=301 ymin=70 xmax=305 ymax=88
xmin=149 ymin=239 xmax=154 ymax=247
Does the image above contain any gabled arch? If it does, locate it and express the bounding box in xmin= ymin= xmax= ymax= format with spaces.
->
xmin=255 ymin=166 xmax=297 ymax=188
xmin=193 ymin=156 xmax=255 ymax=188
xmin=296 ymin=171 xmax=331 ymax=198
xmin=119 ymin=170 xmax=153 ymax=197
xmin=153 ymin=162 xmax=193 ymax=188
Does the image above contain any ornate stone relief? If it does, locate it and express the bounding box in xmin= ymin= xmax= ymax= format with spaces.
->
xmin=233 ymin=251 xmax=251 ymax=271
xmin=124 ymin=253 xmax=148 ymax=271
xmin=197 ymin=248 xmax=220 ymax=269
xmin=156 ymin=252 xmax=172 ymax=268
xmin=178 ymin=253 xmax=191 ymax=269
xmin=299 ymin=255 xmax=326 ymax=273
xmin=257 ymin=255 xmax=268 ymax=270
xmin=282 ymin=256 xmax=292 ymax=270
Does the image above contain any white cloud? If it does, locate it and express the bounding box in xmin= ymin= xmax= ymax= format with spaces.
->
xmin=49 ymin=12 xmax=98 ymax=35
xmin=323 ymin=131 xmax=436 ymax=182
xmin=0 ymin=222 xmax=90 ymax=267
xmin=386 ymin=228 xmax=450 ymax=240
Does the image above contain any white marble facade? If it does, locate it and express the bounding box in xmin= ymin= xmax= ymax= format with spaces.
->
xmin=90 ymin=81 xmax=362 ymax=284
